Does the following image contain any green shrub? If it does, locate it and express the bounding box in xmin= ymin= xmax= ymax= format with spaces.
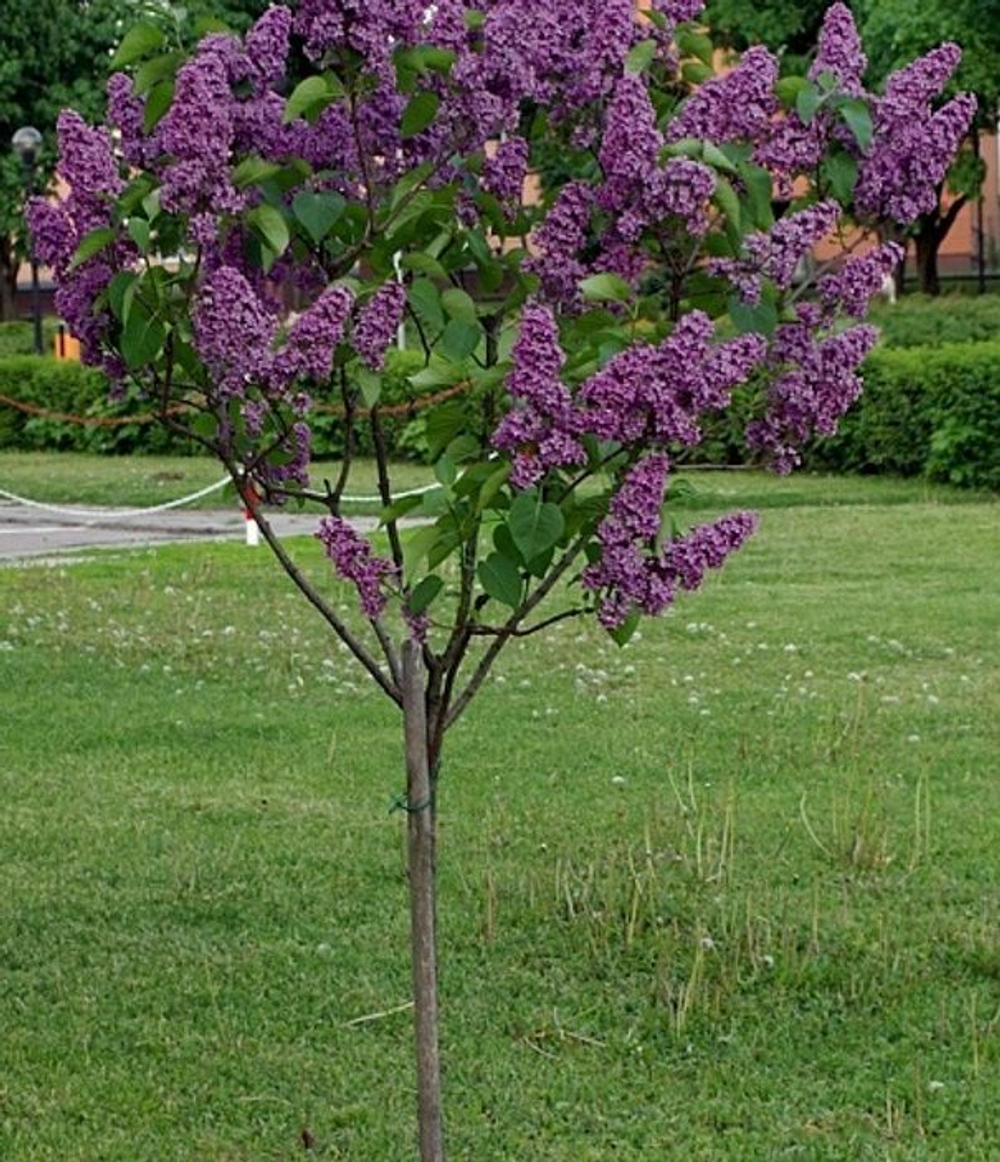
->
xmin=871 ymin=294 xmax=1000 ymax=348
xmin=0 ymin=320 xmax=61 ymax=359
xmin=0 ymin=347 xmax=438 ymax=460
xmin=0 ymin=356 xmax=200 ymax=454
xmin=810 ymin=342 xmax=1000 ymax=490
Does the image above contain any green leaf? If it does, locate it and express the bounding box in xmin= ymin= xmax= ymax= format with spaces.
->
xmin=408 ymin=575 xmax=444 ymax=615
xmin=609 ymin=608 xmax=641 ymax=647
xmin=284 ymin=74 xmax=343 ymax=124
xmin=478 ymin=553 xmax=523 ymax=609
xmin=144 ymin=80 xmax=174 ymax=132
xmin=232 ymin=156 xmax=284 ymax=189
xmin=133 ymin=51 xmax=183 ymax=96
xmin=839 ymin=98 xmax=874 ymax=153
xmin=439 ymin=319 xmax=481 ymax=362
xmin=625 ymin=38 xmax=657 ymax=75
xmin=356 ymin=366 xmax=382 ymax=408
xmin=464 ymin=9 xmax=486 ymax=29
xmin=441 ymin=286 xmax=477 ymax=324
xmin=141 ymin=189 xmax=161 ymax=222
xmin=740 ymin=164 xmax=775 ymax=230
xmin=425 ymin=400 xmax=467 ymax=460
xmin=795 ymin=81 xmax=823 ymax=125
xmin=676 ymin=28 xmax=714 ymax=66
xmin=380 ymin=493 xmax=424 ymax=523
xmin=292 ymin=190 xmax=346 ymax=245
xmin=111 ymin=23 xmax=166 ymax=68
xmin=402 ymin=525 xmax=442 ymax=578
xmin=728 ymin=294 xmax=778 ymax=336
xmin=107 ymin=271 xmax=137 ymax=323
xmin=712 ymin=178 xmax=742 ymax=243
xmin=400 ymin=91 xmax=440 ymax=138
xmin=681 ymin=61 xmax=713 ymax=85
xmin=121 ymin=304 xmax=165 ymax=369
xmin=127 ymin=218 xmax=151 ymax=253
xmin=580 ymin=272 xmax=632 ymax=304
xmin=69 ymin=227 xmax=116 ymax=270
xmin=248 ymin=204 xmax=290 ymax=266
xmin=477 ymin=463 xmax=511 ymax=512
xmin=400 ymin=251 xmax=449 ymax=280
xmin=508 ymin=492 xmax=565 ymax=563
xmin=445 ymin=434 xmax=480 ymax=464
xmin=409 ymin=278 xmax=444 ymax=331
xmin=775 ymin=76 xmax=809 ymax=109
xmin=822 ymin=152 xmax=859 ymax=203
xmin=434 ymin=455 xmax=457 ymax=487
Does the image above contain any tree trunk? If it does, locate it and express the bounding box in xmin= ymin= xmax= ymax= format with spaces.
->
xmin=0 ymin=238 xmax=18 ymax=323
xmin=402 ymin=639 xmax=445 ymax=1162
xmin=914 ymin=226 xmax=942 ymax=297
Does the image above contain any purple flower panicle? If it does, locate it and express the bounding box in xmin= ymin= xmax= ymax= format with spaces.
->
xmin=316 ymin=517 xmax=397 ymax=620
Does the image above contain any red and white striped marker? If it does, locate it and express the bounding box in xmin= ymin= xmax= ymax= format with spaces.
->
xmin=243 ymin=483 xmax=261 ymax=547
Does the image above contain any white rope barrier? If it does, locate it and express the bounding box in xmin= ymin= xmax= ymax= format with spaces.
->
xmin=0 ymin=476 xmax=231 ymax=521
xmin=0 ymin=475 xmax=442 ymax=522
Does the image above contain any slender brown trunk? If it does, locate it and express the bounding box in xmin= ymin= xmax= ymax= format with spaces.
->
xmin=402 ymin=640 xmax=445 ymax=1162
xmin=0 ymin=238 xmax=18 ymax=323
xmin=915 ymin=226 xmax=941 ymax=296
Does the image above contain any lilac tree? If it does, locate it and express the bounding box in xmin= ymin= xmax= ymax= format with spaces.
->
xmin=32 ymin=3 xmax=972 ymax=1157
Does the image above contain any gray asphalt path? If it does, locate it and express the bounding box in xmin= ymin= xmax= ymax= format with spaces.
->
xmin=0 ymin=503 xmax=357 ymax=561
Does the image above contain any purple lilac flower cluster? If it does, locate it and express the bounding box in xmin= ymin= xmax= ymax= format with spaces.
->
xmin=712 ymin=201 xmax=840 ymax=304
xmin=492 ymin=304 xmax=585 ymax=489
xmin=581 ymin=453 xmax=758 ymax=629
xmin=578 ymin=313 xmax=766 ymax=447
xmin=482 ymin=136 xmax=530 ymax=210
xmin=809 ymin=2 xmax=867 ymax=96
xmin=748 ymin=307 xmax=879 ymax=473
xmin=354 ymin=283 xmax=407 ymax=371
xmin=193 ymin=267 xmax=278 ymax=399
xmin=316 ymin=517 xmax=397 ymax=619
xmin=855 ymin=45 xmax=977 ymax=224
xmin=525 ymin=182 xmax=595 ymax=309
xmin=26 ymin=111 xmax=127 ymax=370
xmin=668 ymin=46 xmax=779 ymax=146
xmin=597 ymin=75 xmax=716 ymax=245
xmin=819 ymin=242 xmax=905 ymax=317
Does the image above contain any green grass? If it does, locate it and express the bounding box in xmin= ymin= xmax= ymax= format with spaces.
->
xmin=1 ymin=474 xmax=999 ymax=1159
xmin=0 ymin=449 xmax=988 ymax=516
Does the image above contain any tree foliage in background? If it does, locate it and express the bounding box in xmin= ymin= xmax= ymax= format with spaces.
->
xmin=33 ymin=2 xmax=972 ymax=1157
xmin=705 ymin=0 xmax=1000 ymax=293
xmin=0 ymin=0 xmax=270 ymax=322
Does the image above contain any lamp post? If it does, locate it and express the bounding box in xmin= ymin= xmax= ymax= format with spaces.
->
xmin=12 ymin=126 xmax=44 ymax=356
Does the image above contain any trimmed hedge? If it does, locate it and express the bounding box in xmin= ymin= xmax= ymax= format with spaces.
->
xmin=2 ymin=340 xmax=997 ymax=490
xmin=870 ymin=294 xmax=1000 ymax=348
xmin=0 ymin=320 xmax=61 ymax=359
xmin=811 ymin=342 xmax=1000 ymax=490
xmin=0 ymin=347 xmax=428 ymax=458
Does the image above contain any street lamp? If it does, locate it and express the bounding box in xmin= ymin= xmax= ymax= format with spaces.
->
xmin=12 ymin=126 xmax=44 ymax=356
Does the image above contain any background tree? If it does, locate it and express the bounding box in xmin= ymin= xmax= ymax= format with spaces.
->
xmin=705 ymin=0 xmax=1000 ymax=293
xmin=854 ymin=0 xmax=1000 ymax=293
xmin=0 ymin=0 xmax=270 ymax=322
xmin=33 ymin=3 xmax=971 ymax=1157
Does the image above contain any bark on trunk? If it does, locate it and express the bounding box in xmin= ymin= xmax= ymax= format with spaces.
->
xmin=0 ymin=240 xmax=18 ymax=323
xmin=402 ymin=639 xmax=445 ymax=1162
xmin=915 ymin=228 xmax=941 ymax=297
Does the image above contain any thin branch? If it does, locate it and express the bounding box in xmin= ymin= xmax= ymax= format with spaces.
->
xmin=330 ymin=365 xmax=358 ymax=511
xmin=443 ymin=533 xmax=588 ymax=730
xmin=468 ymin=607 xmax=584 ymax=638
xmin=218 ymin=453 xmax=401 ymax=707
xmin=370 ymin=406 xmax=405 ymax=572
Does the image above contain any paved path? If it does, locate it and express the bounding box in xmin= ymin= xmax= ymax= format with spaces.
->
xmin=0 ymin=503 xmax=355 ymax=561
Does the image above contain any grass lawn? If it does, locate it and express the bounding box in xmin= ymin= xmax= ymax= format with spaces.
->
xmin=0 ymin=448 xmax=990 ymax=516
xmin=1 ymin=470 xmax=998 ymax=1160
